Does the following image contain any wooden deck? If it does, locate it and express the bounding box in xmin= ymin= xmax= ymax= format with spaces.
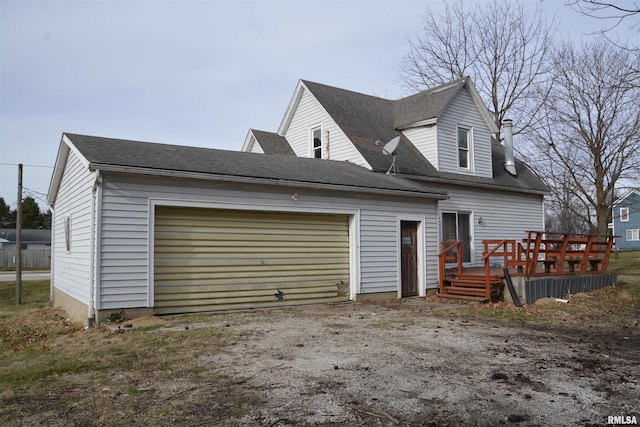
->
xmin=437 ymin=231 xmax=615 ymax=302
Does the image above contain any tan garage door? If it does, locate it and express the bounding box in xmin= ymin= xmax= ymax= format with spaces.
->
xmin=154 ymin=206 xmax=350 ymax=314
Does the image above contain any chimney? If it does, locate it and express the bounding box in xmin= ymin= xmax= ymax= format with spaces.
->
xmin=502 ymin=119 xmax=517 ymax=176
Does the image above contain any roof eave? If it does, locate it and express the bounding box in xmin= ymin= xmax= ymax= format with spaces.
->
xmin=463 ymin=78 xmax=499 ymax=134
xmin=241 ymin=130 xmax=256 ymax=152
xmin=47 ymin=133 xmax=93 ymax=205
xmin=396 ymin=117 xmax=437 ymax=131
xmin=402 ymin=173 xmax=550 ymax=196
xmin=277 ymin=81 xmax=306 ymax=135
xmin=89 ymin=163 xmax=449 ymax=201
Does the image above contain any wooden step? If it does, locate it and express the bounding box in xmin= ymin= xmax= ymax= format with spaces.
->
xmin=456 ymin=274 xmax=503 ymax=281
xmin=442 ymin=286 xmax=488 ymax=296
xmin=436 ymin=292 xmax=487 ymax=301
xmin=449 ymin=278 xmax=487 ymax=288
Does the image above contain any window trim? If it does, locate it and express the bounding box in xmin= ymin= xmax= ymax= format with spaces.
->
xmin=309 ymin=124 xmax=323 ymax=159
xmin=626 ymin=229 xmax=640 ymax=241
xmin=620 ymin=207 xmax=629 ymax=222
xmin=457 ymin=126 xmax=473 ymax=171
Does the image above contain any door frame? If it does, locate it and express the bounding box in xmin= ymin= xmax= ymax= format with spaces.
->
xmin=148 ymin=198 xmax=360 ymax=307
xmin=396 ymin=217 xmax=426 ymax=298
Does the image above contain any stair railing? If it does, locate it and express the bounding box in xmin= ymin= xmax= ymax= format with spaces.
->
xmin=438 ymin=240 xmax=462 ymax=294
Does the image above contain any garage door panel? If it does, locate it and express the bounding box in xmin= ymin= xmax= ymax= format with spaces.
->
xmin=155 ymin=285 xmax=339 ymax=302
xmin=154 ymin=207 xmax=350 ymax=314
xmin=155 ymin=262 xmax=349 ymax=276
xmin=155 ymin=270 xmax=348 ymax=292
xmin=155 ymin=255 xmax=348 ymax=268
xmin=154 ymin=246 xmax=346 ymax=255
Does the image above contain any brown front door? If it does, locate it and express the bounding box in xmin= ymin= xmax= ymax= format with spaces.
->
xmin=401 ymin=221 xmax=419 ymax=297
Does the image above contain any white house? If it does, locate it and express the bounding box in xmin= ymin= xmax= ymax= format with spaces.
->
xmin=47 ymin=77 xmax=548 ymax=326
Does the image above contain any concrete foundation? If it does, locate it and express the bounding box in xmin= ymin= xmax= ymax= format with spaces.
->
xmin=53 ymin=287 xmax=88 ymax=325
xmin=355 ymin=291 xmax=398 ymax=302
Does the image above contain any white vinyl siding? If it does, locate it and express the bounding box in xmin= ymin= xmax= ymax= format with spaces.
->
xmin=402 ymin=126 xmax=438 ymax=169
xmin=435 ymin=184 xmax=544 ymax=265
xmin=249 ymin=138 xmax=264 ymax=154
xmin=95 ymin=174 xmax=440 ymax=310
xmin=284 ymin=85 xmax=370 ymax=167
xmin=437 ymin=89 xmax=493 ymax=177
xmin=51 ymin=150 xmax=94 ymax=305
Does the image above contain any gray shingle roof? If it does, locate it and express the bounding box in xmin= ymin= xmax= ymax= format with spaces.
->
xmin=250 ymin=129 xmax=295 ymax=155
xmin=64 ymin=133 xmax=447 ymax=198
xmin=0 ymin=229 xmax=51 ymax=243
xmin=301 ymin=79 xmax=548 ymax=194
xmin=301 ymin=80 xmax=438 ymax=177
xmin=393 ymin=78 xmax=467 ymax=129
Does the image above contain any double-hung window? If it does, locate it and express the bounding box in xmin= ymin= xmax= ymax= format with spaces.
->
xmin=458 ymin=127 xmax=472 ymax=170
xmin=311 ymin=126 xmax=322 ymax=159
xmin=620 ymin=207 xmax=629 ymax=222
xmin=626 ymin=229 xmax=640 ymax=241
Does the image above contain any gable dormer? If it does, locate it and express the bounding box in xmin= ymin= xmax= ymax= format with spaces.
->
xmin=276 ymin=80 xmax=370 ymax=167
xmin=242 ymin=129 xmax=295 ymax=155
xmin=394 ymin=77 xmax=498 ymax=178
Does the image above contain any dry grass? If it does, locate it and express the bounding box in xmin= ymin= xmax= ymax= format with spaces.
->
xmin=1 ymin=255 xmax=638 ymax=425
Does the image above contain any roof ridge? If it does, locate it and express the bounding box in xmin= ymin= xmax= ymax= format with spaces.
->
xmin=394 ymin=76 xmax=467 ymax=103
xmin=301 ymin=79 xmax=394 ymax=102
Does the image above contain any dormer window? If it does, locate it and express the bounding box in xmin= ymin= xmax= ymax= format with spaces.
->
xmin=458 ymin=127 xmax=472 ymax=169
xmin=310 ymin=125 xmax=322 ymax=159
xmin=620 ymin=207 xmax=629 ymax=222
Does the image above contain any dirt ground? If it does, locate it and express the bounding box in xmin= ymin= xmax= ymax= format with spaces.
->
xmin=2 ymin=280 xmax=639 ymax=426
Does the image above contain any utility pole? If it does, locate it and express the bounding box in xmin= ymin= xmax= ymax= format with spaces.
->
xmin=16 ymin=163 xmax=22 ymax=305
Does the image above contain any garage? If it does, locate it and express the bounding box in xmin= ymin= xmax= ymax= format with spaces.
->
xmin=153 ymin=206 xmax=351 ymax=314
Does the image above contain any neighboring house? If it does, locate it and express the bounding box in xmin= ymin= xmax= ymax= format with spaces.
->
xmin=48 ymin=77 xmax=548 ymax=326
xmin=612 ymin=189 xmax=640 ymax=251
xmin=0 ymin=229 xmax=51 ymax=250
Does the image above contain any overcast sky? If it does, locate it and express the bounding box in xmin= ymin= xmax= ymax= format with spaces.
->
xmin=0 ymin=0 xmax=635 ymax=210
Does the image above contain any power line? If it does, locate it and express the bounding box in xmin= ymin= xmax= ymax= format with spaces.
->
xmin=0 ymin=163 xmax=53 ymax=169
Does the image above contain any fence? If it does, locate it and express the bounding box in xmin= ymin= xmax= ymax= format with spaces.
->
xmin=0 ymin=249 xmax=51 ymax=269
xmin=525 ymin=273 xmax=617 ymax=304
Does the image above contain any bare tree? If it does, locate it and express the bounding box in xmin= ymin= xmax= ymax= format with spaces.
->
xmin=567 ymin=1 xmax=640 ymax=34
xmin=400 ymin=0 xmax=556 ymax=138
xmin=526 ymin=39 xmax=640 ymax=235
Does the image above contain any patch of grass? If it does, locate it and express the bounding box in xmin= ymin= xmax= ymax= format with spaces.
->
xmin=1 ymin=354 xmax=95 ymax=389
xmin=471 ymin=277 xmax=640 ymax=326
xmin=0 ymin=280 xmax=50 ymax=310
xmin=608 ymin=250 xmax=640 ymax=272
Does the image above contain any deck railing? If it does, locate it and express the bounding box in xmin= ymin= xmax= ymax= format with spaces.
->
xmin=438 ymin=240 xmax=462 ymax=294
xmin=523 ymin=231 xmax=614 ymax=277
xmin=437 ymin=232 xmax=615 ymax=300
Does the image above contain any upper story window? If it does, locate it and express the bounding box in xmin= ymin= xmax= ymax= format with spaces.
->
xmin=620 ymin=207 xmax=629 ymax=222
xmin=457 ymin=127 xmax=472 ymax=169
xmin=310 ymin=125 xmax=322 ymax=159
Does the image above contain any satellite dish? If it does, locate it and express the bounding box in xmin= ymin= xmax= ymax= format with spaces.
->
xmin=382 ymin=136 xmax=400 ymax=156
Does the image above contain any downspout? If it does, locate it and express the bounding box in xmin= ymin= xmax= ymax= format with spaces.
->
xmin=87 ymin=170 xmax=101 ymax=328
xmin=502 ymin=119 xmax=517 ymax=176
